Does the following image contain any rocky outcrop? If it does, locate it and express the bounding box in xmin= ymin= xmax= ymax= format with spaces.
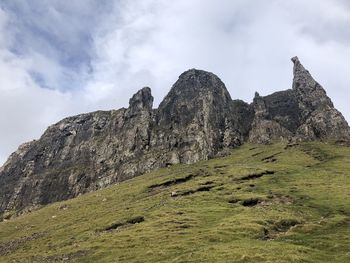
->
xmin=154 ymin=69 xmax=243 ymax=164
xmin=248 ymin=57 xmax=350 ymax=143
xmin=248 ymin=91 xmax=294 ymax=143
xmin=0 ymin=57 xmax=349 ymax=218
xmin=291 ymin=57 xmax=350 ymax=140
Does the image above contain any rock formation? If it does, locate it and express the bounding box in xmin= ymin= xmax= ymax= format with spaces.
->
xmin=248 ymin=57 xmax=350 ymax=143
xmin=0 ymin=57 xmax=349 ymax=218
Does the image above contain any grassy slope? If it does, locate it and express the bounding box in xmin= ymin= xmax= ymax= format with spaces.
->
xmin=0 ymin=142 xmax=349 ymax=262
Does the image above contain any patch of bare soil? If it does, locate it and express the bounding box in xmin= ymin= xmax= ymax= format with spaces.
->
xmin=0 ymin=232 xmax=46 ymax=257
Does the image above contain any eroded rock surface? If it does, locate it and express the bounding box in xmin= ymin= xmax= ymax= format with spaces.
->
xmin=1 ymin=57 xmax=349 ymax=217
xmin=248 ymin=57 xmax=350 ymax=143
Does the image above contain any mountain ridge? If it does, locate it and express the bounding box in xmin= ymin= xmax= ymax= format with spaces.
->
xmin=1 ymin=142 xmax=350 ymax=262
xmin=1 ymin=57 xmax=349 ymax=218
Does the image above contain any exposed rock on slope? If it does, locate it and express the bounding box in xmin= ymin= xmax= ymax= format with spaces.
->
xmin=248 ymin=57 xmax=350 ymax=143
xmin=155 ymin=69 xmax=244 ymax=163
xmin=0 ymin=57 xmax=349 ymax=217
xmin=291 ymin=56 xmax=350 ymax=140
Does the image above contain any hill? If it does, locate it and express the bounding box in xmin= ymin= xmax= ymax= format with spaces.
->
xmin=1 ymin=57 xmax=349 ymax=218
xmin=1 ymin=142 xmax=349 ymax=262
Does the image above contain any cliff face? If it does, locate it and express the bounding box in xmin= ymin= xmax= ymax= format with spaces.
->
xmin=248 ymin=57 xmax=350 ymax=143
xmin=1 ymin=57 xmax=349 ymax=217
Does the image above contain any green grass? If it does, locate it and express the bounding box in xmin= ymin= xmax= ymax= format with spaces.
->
xmin=0 ymin=142 xmax=350 ymax=262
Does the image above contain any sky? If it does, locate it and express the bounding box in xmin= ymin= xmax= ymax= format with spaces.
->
xmin=1 ymin=0 xmax=350 ymax=165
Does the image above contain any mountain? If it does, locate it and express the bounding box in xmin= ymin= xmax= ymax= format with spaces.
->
xmin=0 ymin=142 xmax=350 ymax=262
xmin=0 ymin=57 xmax=349 ymax=218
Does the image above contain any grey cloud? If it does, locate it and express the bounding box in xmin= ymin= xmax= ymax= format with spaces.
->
xmin=0 ymin=0 xmax=114 ymax=90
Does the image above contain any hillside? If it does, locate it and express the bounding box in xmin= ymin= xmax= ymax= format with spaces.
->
xmin=1 ymin=142 xmax=349 ymax=262
xmin=1 ymin=57 xmax=349 ymax=218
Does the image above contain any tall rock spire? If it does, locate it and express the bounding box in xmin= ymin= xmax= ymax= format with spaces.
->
xmin=127 ymin=87 xmax=153 ymax=117
xmin=291 ymin=56 xmax=350 ymax=140
xmin=292 ymin=56 xmax=333 ymax=111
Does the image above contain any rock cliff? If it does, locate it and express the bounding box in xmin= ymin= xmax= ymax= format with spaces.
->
xmin=0 ymin=57 xmax=349 ymax=218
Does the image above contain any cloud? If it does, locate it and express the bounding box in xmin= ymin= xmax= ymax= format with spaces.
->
xmin=0 ymin=4 xmax=81 ymax=165
xmin=1 ymin=0 xmax=350 ymax=165
xmin=1 ymin=0 xmax=114 ymax=91
xmin=84 ymin=0 xmax=350 ymax=114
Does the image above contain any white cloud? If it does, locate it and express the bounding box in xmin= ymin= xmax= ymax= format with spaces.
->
xmin=0 ymin=6 xmax=80 ymax=165
xmin=0 ymin=65 xmax=74 ymax=167
xmin=1 ymin=0 xmax=350 ymax=165
xmin=85 ymin=0 xmax=350 ymax=113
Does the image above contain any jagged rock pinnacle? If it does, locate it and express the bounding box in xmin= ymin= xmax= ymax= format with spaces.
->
xmin=127 ymin=87 xmax=153 ymax=117
xmin=291 ymin=56 xmax=333 ymax=109
xmin=291 ymin=56 xmax=300 ymax=64
xmin=291 ymin=56 xmax=317 ymax=91
xmin=289 ymin=56 xmax=350 ymax=140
